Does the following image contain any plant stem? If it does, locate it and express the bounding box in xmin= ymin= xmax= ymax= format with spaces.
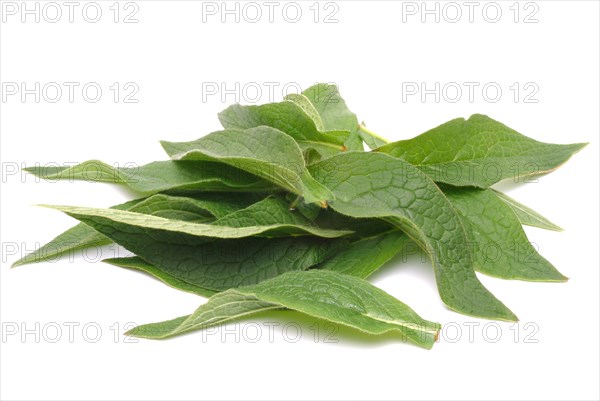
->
xmin=358 ymin=124 xmax=391 ymax=144
xmin=289 ymin=195 xmax=302 ymax=210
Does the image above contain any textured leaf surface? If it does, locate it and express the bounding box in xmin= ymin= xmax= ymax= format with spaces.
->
xmin=302 ymin=83 xmax=363 ymax=151
xmin=43 ymin=205 xmax=348 ymax=291
xmin=377 ymin=114 xmax=587 ymax=187
xmin=218 ymin=100 xmax=349 ymax=157
xmin=127 ymin=270 xmax=441 ymax=349
xmin=493 ymin=190 xmax=563 ymax=231
xmin=284 ymin=93 xmax=325 ymax=131
xmin=12 ymin=193 xmax=260 ymax=267
xmin=318 ymin=231 xmax=410 ymax=279
xmin=213 ymin=196 xmax=317 ymax=229
xmin=104 ymin=256 xmax=216 ymax=298
xmin=161 ymin=126 xmax=333 ymax=204
xmin=25 ymin=160 xmax=273 ymax=194
xmin=444 ymin=187 xmax=567 ymax=281
xmin=100 ymin=235 xmax=341 ymax=291
xmin=127 ymin=194 xmax=214 ymax=223
xmin=11 ymin=198 xmax=141 ymax=267
xmin=309 ymin=152 xmax=517 ymax=321
xmin=44 ymin=205 xmax=353 ymax=240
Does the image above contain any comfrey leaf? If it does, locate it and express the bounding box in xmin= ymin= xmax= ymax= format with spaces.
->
xmin=161 ymin=126 xmax=333 ymax=205
xmin=301 ymin=83 xmax=364 ymax=152
xmin=126 ymin=270 xmax=441 ymax=349
xmin=100 ymin=236 xmax=344 ymax=292
xmin=24 ymin=159 xmax=274 ymax=194
xmin=444 ymin=187 xmax=567 ymax=282
xmin=218 ymin=100 xmax=350 ymax=158
xmin=12 ymin=193 xmax=261 ymax=267
xmin=310 ymin=152 xmax=517 ymax=321
xmin=42 ymin=205 xmax=353 ymax=240
xmin=104 ymin=256 xmax=216 ymax=298
xmin=377 ymin=114 xmax=587 ymax=187
xmin=493 ymin=190 xmax=563 ymax=231
xmin=318 ymin=231 xmax=410 ymax=279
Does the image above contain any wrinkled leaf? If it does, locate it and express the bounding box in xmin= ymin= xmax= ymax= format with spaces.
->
xmin=44 ymin=205 xmax=353 ymax=240
xmin=161 ymin=126 xmax=333 ymax=205
xmin=127 ymin=269 xmax=441 ymax=349
xmin=104 ymin=256 xmax=216 ymax=298
xmin=12 ymin=193 xmax=260 ymax=267
xmin=301 ymin=83 xmax=364 ymax=152
xmin=100 ymin=236 xmax=343 ymax=292
xmin=25 ymin=160 xmax=274 ymax=194
xmin=310 ymin=152 xmax=517 ymax=321
xmin=218 ymin=100 xmax=349 ymax=158
xmin=318 ymin=231 xmax=410 ymax=279
xmin=444 ymin=187 xmax=567 ymax=282
xmin=377 ymin=114 xmax=587 ymax=187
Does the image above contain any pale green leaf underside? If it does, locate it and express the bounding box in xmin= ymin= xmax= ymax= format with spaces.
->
xmin=127 ymin=270 xmax=441 ymax=349
xmin=161 ymin=126 xmax=333 ymax=204
xmin=11 ymin=198 xmax=141 ymax=268
xmin=493 ymin=190 xmax=563 ymax=231
xmin=24 ymin=160 xmax=273 ymax=194
xmin=301 ymin=83 xmax=364 ymax=152
xmin=284 ymin=93 xmax=326 ymax=131
xmin=218 ymin=100 xmax=350 ymax=156
xmin=377 ymin=114 xmax=587 ymax=187
xmin=43 ymin=205 xmax=353 ymax=239
xmin=444 ymin=187 xmax=567 ymax=282
xmin=12 ymin=193 xmax=261 ymax=267
xmin=309 ymin=152 xmax=517 ymax=321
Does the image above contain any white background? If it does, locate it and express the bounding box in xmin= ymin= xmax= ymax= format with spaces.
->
xmin=1 ymin=1 xmax=599 ymax=400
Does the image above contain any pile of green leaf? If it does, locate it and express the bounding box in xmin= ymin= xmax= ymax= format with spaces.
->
xmin=16 ymin=83 xmax=585 ymax=349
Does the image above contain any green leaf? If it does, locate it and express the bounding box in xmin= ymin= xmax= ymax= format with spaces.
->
xmin=284 ymin=93 xmax=326 ymax=131
xmin=218 ymin=100 xmax=349 ymax=158
xmin=213 ymin=195 xmax=317 ymax=229
xmin=125 ymin=237 xmax=343 ymax=291
xmin=131 ymin=192 xmax=264 ymax=221
xmin=12 ymin=193 xmax=260 ymax=267
xmin=309 ymin=152 xmax=517 ymax=321
xmin=128 ymin=291 xmax=281 ymax=340
xmin=128 ymin=194 xmax=214 ymax=223
xmin=24 ymin=160 xmax=274 ymax=194
xmin=127 ymin=269 xmax=441 ymax=349
xmin=377 ymin=114 xmax=587 ymax=187
xmin=161 ymin=126 xmax=334 ymax=205
xmin=318 ymin=231 xmax=410 ymax=279
xmin=11 ymin=198 xmax=142 ymax=268
xmin=43 ymin=205 xmax=353 ymax=240
xmin=104 ymin=256 xmax=216 ymax=298
xmin=493 ymin=190 xmax=563 ymax=231
xmin=302 ymin=83 xmax=364 ymax=152
xmin=444 ymin=187 xmax=567 ymax=282
xmin=42 ymin=203 xmax=349 ymax=290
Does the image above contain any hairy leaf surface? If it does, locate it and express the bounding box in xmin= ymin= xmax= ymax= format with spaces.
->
xmin=309 ymin=152 xmax=517 ymax=321
xmin=377 ymin=114 xmax=587 ymax=187
xmin=127 ymin=270 xmax=441 ymax=349
xmin=161 ymin=127 xmax=333 ymax=204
